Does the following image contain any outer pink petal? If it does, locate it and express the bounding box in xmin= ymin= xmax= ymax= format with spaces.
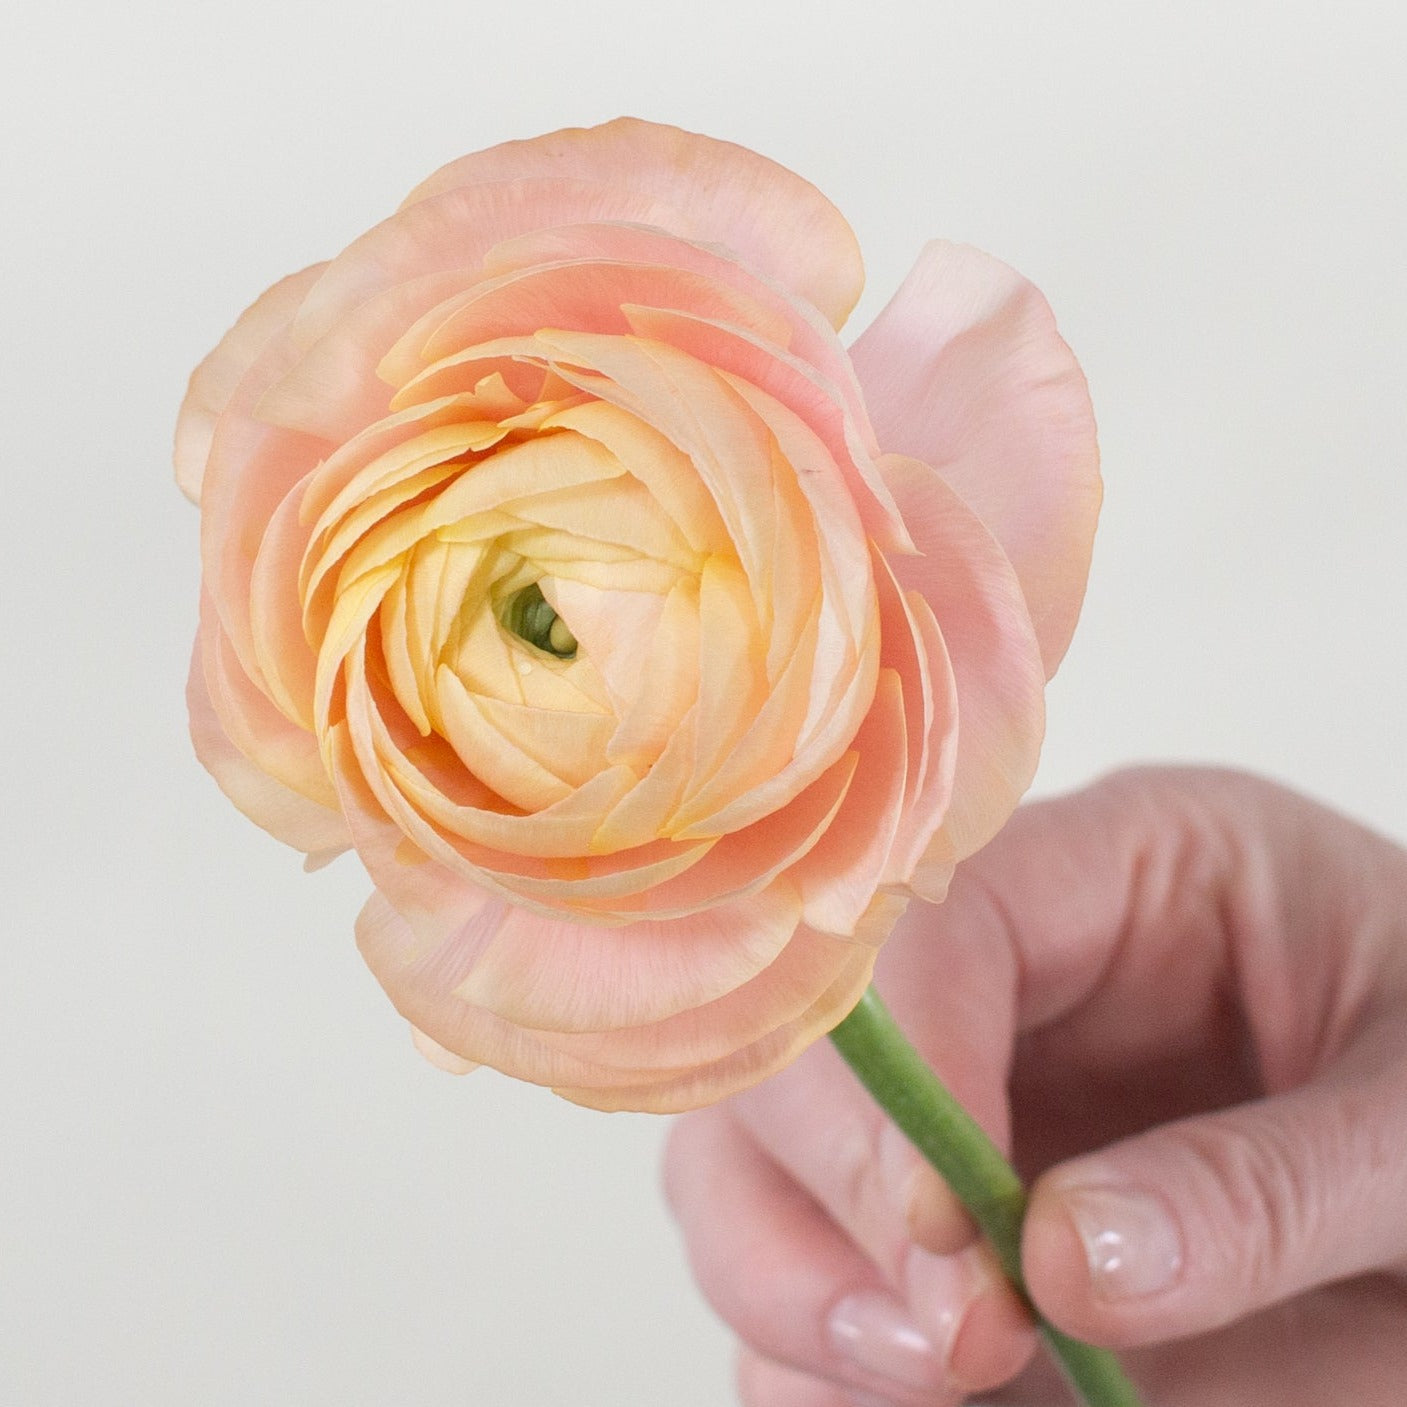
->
xmin=357 ymin=893 xmax=875 ymax=1111
xmin=526 ymin=923 xmax=871 ymax=1074
xmin=199 ymin=361 xmax=336 ymax=692
xmin=557 ymin=936 xmax=877 ymax=1113
xmin=187 ymin=619 xmax=349 ymax=857
xmin=254 ymin=269 xmax=483 ymax=441
xmin=879 ymin=453 xmax=1046 ymax=868
xmin=401 ymin=118 xmax=864 ymax=330
xmin=173 ymin=264 xmax=327 ymax=503
xmin=850 ymin=242 xmax=1100 ymax=674
xmin=454 ymin=882 xmax=803 ymax=1033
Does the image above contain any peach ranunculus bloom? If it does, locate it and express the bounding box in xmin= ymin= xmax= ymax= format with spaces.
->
xmin=178 ymin=119 xmax=1099 ymax=1112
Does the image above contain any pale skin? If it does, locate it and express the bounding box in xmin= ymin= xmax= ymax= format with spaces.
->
xmin=664 ymin=768 xmax=1407 ymax=1405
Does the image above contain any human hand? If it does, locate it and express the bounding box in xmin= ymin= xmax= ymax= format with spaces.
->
xmin=664 ymin=768 xmax=1407 ymax=1405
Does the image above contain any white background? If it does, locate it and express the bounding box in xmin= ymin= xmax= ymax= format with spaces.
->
xmin=3 ymin=2 xmax=1404 ymax=1403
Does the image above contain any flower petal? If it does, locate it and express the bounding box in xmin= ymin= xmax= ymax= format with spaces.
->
xmin=850 ymin=241 xmax=1100 ymax=673
xmin=401 ymin=118 xmax=864 ymax=329
xmin=557 ymin=932 xmax=876 ymax=1113
xmin=787 ymin=668 xmax=909 ymax=938
xmin=188 ymin=613 xmax=349 ymax=856
xmin=453 ymin=880 xmax=803 ymax=1033
xmin=879 ymin=453 xmax=1046 ymax=867
xmin=174 ymin=263 xmax=326 ymax=503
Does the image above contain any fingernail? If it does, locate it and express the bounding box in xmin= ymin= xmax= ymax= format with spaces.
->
xmin=1064 ymin=1183 xmax=1184 ymax=1300
xmin=828 ymin=1290 xmax=948 ymax=1393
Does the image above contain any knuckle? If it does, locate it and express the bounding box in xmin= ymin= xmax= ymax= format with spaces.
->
xmin=1175 ymin=1113 xmax=1321 ymax=1304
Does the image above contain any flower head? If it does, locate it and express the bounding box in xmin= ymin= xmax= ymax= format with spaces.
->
xmin=179 ymin=119 xmax=1098 ymax=1111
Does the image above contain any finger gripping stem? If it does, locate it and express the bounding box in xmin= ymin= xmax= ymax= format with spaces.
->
xmin=829 ymin=987 xmax=1145 ymax=1407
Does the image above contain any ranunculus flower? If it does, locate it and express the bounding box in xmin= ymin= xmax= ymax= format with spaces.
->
xmin=178 ymin=118 xmax=1098 ymax=1112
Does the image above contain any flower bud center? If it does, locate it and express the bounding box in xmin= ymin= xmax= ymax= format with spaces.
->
xmin=501 ymin=582 xmax=578 ymax=659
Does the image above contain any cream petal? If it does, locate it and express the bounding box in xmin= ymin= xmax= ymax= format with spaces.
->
xmin=533 ymin=332 xmax=793 ymax=597
xmin=301 ymin=421 xmax=508 ymax=606
xmin=435 ymin=668 xmax=575 ymax=811
xmin=587 ymin=749 xmax=858 ymax=922
xmin=590 ymin=703 xmax=699 ymax=852
xmin=331 ymin=722 xmax=526 ymax=941
xmin=342 ymin=672 xmax=638 ymax=862
xmin=542 ymin=399 xmax=731 ymax=557
xmin=541 ymin=578 xmax=667 ymax=721
xmin=673 ymin=590 xmax=878 ymax=842
xmin=400 ymin=118 xmax=864 ymax=329
xmin=681 ymin=555 xmax=767 ymax=799
xmin=602 ymin=578 xmax=702 ymax=772
xmin=362 ymin=724 xmax=717 ymax=907
xmin=174 ymin=263 xmax=326 ymax=503
xmin=439 ymin=597 xmax=612 ymax=716
xmin=850 ymin=241 xmax=1101 ymax=674
xmin=312 ymin=560 xmax=401 ymax=737
xmin=668 ymin=602 xmax=821 ymax=834
xmin=504 ymin=472 xmax=698 ymax=574
xmin=297 ymin=391 xmax=510 ymax=532
xmin=623 ymin=306 xmax=909 ymax=552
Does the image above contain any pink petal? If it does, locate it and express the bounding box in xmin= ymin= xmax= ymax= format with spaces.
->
xmin=173 ymin=263 xmax=327 ymax=503
xmin=290 ymin=178 xmax=679 ymax=350
xmin=531 ymin=923 xmax=874 ymax=1074
xmin=356 ymin=892 xmax=876 ymax=1111
xmin=188 ymin=611 xmax=349 ymax=857
xmin=410 ymin=1027 xmax=478 ymax=1075
xmin=787 ymin=668 xmax=908 ymax=938
xmin=400 ymin=118 xmax=864 ymax=329
xmin=254 ymin=269 xmax=485 ymax=441
xmin=384 ymin=257 xmax=792 ymax=382
xmin=870 ymin=547 xmax=960 ymax=896
xmin=357 ymin=890 xmax=667 ymax=1091
xmin=879 ymin=453 xmax=1046 ymax=867
xmin=199 ymin=359 xmax=336 ymax=694
xmin=248 ymin=476 xmax=317 ymax=730
xmin=557 ymin=933 xmax=877 ymax=1113
xmin=850 ymin=242 xmax=1100 ymax=674
xmin=454 ymin=881 xmax=803 ymax=1033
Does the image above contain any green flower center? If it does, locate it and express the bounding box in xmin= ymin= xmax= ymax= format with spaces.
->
xmin=501 ymin=582 xmax=578 ymax=659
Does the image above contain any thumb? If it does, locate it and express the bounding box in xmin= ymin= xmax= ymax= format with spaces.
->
xmin=1021 ymin=1032 xmax=1407 ymax=1347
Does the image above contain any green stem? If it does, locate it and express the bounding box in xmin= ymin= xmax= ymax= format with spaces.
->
xmin=829 ymin=987 xmax=1144 ymax=1407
